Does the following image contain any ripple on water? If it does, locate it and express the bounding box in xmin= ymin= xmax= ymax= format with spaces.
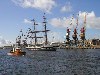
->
xmin=0 ymin=49 xmax=100 ymax=75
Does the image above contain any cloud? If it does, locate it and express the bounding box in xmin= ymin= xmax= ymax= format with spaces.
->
xmin=12 ymin=0 xmax=56 ymax=13
xmin=49 ymin=11 xmax=100 ymax=29
xmin=79 ymin=11 xmax=100 ymax=29
xmin=49 ymin=16 xmax=76 ymax=29
xmin=61 ymin=2 xmax=72 ymax=13
xmin=48 ymin=31 xmax=64 ymax=42
xmin=24 ymin=19 xmax=42 ymax=26
xmin=24 ymin=19 xmax=32 ymax=24
xmin=0 ymin=35 xmax=12 ymax=47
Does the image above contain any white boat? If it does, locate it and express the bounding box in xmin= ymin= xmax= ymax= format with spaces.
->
xmin=26 ymin=44 xmax=56 ymax=51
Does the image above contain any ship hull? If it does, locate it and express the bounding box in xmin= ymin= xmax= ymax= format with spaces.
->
xmin=26 ymin=46 xmax=56 ymax=51
xmin=7 ymin=52 xmax=26 ymax=56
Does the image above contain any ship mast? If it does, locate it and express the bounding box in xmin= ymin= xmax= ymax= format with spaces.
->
xmin=28 ymin=19 xmax=43 ymax=46
xmin=33 ymin=19 xmax=38 ymax=45
xmin=42 ymin=13 xmax=50 ymax=45
xmin=16 ymin=29 xmax=23 ymax=47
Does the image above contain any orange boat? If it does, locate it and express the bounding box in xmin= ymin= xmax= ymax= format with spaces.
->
xmin=7 ymin=47 xmax=26 ymax=56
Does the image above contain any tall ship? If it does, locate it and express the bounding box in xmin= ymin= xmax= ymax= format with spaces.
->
xmin=26 ymin=19 xmax=43 ymax=50
xmin=26 ymin=13 xmax=56 ymax=51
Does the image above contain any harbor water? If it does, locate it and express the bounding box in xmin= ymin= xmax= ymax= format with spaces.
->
xmin=0 ymin=49 xmax=100 ymax=75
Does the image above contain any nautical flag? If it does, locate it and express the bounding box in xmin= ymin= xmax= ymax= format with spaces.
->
xmin=76 ymin=18 xmax=78 ymax=26
xmin=22 ymin=33 xmax=23 ymax=36
xmin=70 ymin=15 xmax=74 ymax=25
xmin=20 ymin=29 xmax=22 ymax=32
xmin=19 ymin=36 xmax=21 ymax=39
xmin=31 ymin=19 xmax=35 ymax=22
xmin=81 ymin=27 xmax=85 ymax=33
xmin=70 ymin=23 xmax=72 ymax=25
xmin=43 ymin=13 xmax=46 ymax=19
xmin=27 ymin=35 xmax=29 ymax=37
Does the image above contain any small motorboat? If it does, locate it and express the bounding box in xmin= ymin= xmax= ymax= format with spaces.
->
xmin=7 ymin=47 xmax=26 ymax=56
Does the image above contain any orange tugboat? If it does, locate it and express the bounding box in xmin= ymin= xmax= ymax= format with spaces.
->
xmin=7 ymin=47 xmax=26 ymax=56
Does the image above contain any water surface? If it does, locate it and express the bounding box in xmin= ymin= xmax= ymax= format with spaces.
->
xmin=0 ymin=49 xmax=100 ymax=75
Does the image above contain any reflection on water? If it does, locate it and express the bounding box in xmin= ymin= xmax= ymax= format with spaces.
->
xmin=0 ymin=49 xmax=100 ymax=75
